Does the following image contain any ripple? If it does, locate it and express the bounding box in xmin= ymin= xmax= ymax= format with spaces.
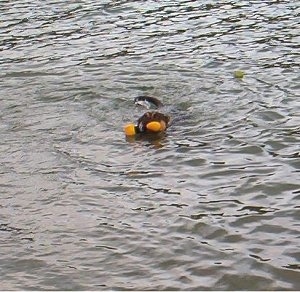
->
xmin=1 ymin=0 xmax=299 ymax=290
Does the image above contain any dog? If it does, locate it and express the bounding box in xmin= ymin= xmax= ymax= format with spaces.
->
xmin=124 ymin=96 xmax=170 ymax=136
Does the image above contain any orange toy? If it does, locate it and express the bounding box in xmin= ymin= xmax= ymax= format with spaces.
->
xmin=124 ymin=112 xmax=170 ymax=136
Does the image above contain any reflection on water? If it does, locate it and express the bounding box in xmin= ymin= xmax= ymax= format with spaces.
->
xmin=0 ymin=0 xmax=299 ymax=290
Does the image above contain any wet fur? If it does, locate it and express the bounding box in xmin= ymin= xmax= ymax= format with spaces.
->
xmin=134 ymin=96 xmax=170 ymax=134
xmin=134 ymin=96 xmax=164 ymax=109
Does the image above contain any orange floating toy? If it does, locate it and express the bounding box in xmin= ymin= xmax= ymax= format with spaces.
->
xmin=124 ymin=111 xmax=170 ymax=136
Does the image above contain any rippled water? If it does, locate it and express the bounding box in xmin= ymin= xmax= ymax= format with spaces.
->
xmin=1 ymin=0 xmax=299 ymax=290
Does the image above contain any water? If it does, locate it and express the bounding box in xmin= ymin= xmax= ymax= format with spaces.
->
xmin=1 ymin=0 xmax=299 ymax=290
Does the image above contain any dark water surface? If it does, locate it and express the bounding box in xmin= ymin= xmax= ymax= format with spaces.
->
xmin=1 ymin=0 xmax=299 ymax=290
